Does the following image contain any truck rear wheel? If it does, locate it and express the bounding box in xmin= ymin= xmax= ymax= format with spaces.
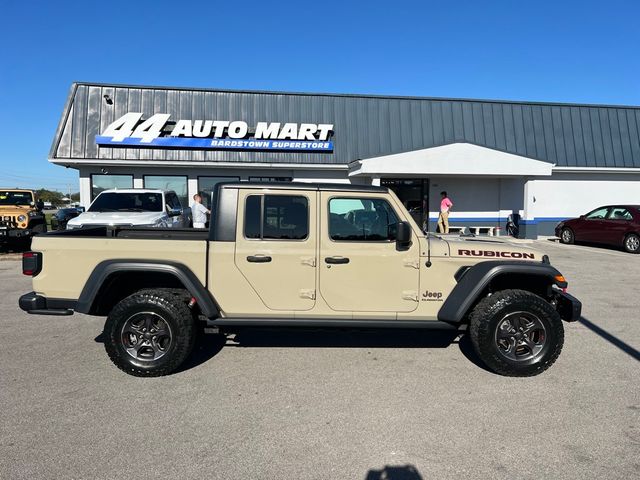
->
xmin=104 ymin=290 xmax=196 ymax=377
xmin=469 ymin=289 xmax=564 ymax=377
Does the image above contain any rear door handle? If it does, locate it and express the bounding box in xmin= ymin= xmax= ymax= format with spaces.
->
xmin=247 ymin=255 xmax=272 ymax=263
xmin=325 ymin=256 xmax=350 ymax=264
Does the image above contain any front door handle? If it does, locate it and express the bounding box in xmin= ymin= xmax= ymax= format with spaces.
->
xmin=325 ymin=256 xmax=350 ymax=264
xmin=247 ymin=255 xmax=272 ymax=263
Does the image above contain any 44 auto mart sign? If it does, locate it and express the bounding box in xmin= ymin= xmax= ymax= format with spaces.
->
xmin=96 ymin=113 xmax=334 ymax=152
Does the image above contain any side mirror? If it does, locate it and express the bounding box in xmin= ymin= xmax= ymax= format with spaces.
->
xmin=168 ymin=207 xmax=182 ymax=217
xmin=396 ymin=221 xmax=412 ymax=250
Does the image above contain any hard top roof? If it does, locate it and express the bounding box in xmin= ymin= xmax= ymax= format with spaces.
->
xmin=217 ymin=182 xmax=388 ymax=193
xmin=97 ymin=188 xmax=170 ymax=194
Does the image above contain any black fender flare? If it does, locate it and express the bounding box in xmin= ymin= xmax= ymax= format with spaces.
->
xmin=76 ymin=260 xmax=219 ymax=318
xmin=437 ymin=261 xmax=565 ymax=324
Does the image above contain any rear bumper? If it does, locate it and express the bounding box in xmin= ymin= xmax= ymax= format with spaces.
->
xmin=19 ymin=292 xmax=75 ymax=316
xmin=556 ymin=291 xmax=582 ymax=322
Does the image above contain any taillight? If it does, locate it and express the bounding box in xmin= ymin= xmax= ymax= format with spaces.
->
xmin=22 ymin=251 xmax=42 ymax=276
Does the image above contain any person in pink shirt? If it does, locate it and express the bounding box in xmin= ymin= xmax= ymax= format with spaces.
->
xmin=438 ymin=191 xmax=453 ymax=234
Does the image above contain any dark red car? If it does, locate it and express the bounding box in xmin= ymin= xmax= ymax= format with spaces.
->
xmin=555 ymin=205 xmax=640 ymax=253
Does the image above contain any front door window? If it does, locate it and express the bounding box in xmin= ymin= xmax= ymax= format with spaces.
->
xmin=328 ymin=197 xmax=398 ymax=241
xmin=585 ymin=207 xmax=610 ymax=220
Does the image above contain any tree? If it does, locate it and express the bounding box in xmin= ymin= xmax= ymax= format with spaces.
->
xmin=35 ymin=189 xmax=64 ymax=205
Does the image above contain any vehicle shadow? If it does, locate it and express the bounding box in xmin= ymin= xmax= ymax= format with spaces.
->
xmin=94 ymin=329 xmax=227 ymax=373
xmin=95 ymin=326 xmax=494 ymax=374
xmin=221 ymin=327 xmax=493 ymax=374
xmin=365 ymin=464 xmax=423 ymax=480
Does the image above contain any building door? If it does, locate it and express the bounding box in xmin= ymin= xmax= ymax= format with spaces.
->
xmin=381 ymin=179 xmax=429 ymax=231
xmin=234 ymin=190 xmax=317 ymax=311
xmin=319 ymin=193 xmax=420 ymax=314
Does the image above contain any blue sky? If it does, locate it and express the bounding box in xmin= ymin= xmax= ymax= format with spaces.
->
xmin=1 ymin=0 xmax=639 ymax=191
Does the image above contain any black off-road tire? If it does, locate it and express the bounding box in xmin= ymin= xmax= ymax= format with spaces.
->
xmin=104 ymin=290 xmax=196 ymax=377
xmin=623 ymin=233 xmax=640 ymax=254
xmin=469 ymin=289 xmax=564 ymax=377
xmin=560 ymin=227 xmax=574 ymax=244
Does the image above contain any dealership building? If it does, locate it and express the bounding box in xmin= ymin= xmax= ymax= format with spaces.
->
xmin=49 ymin=82 xmax=640 ymax=237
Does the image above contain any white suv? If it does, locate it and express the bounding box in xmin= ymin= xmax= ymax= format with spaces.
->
xmin=66 ymin=189 xmax=188 ymax=229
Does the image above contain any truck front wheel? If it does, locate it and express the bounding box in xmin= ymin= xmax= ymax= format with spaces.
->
xmin=104 ymin=290 xmax=196 ymax=377
xmin=469 ymin=289 xmax=564 ymax=377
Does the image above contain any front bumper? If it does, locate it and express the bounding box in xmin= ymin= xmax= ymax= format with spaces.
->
xmin=0 ymin=228 xmax=33 ymax=241
xmin=555 ymin=291 xmax=582 ymax=322
xmin=19 ymin=292 xmax=75 ymax=316
xmin=554 ymin=225 xmax=563 ymax=238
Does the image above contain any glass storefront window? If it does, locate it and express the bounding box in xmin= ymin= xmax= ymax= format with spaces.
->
xmin=143 ymin=175 xmax=188 ymax=207
xmin=381 ymin=178 xmax=429 ymax=231
xmin=198 ymin=176 xmax=240 ymax=209
xmin=90 ymin=174 xmax=133 ymax=200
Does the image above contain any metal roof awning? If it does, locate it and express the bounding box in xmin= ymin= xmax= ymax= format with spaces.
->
xmin=348 ymin=143 xmax=554 ymax=177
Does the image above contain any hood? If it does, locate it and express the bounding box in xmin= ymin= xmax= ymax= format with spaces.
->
xmin=68 ymin=211 xmax=165 ymax=226
xmin=446 ymin=237 xmax=543 ymax=262
xmin=0 ymin=205 xmax=32 ymax=215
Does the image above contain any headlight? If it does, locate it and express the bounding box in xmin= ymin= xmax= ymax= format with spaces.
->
xmin=28 ymin=211 xmax=38 ymax=217
xmin=17 ymin=215 xmax=27 ymax=222
xmin=66 ymin=223 xmax=80 ymax=230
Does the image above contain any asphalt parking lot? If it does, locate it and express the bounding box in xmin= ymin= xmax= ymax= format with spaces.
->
xmin=1 ymin=240 xmax=639 ymax=480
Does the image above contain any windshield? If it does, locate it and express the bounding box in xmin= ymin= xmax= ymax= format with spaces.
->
xmin=89 ymin=192 xmax=163 ymax=212
xmin=0 ymin=191 xmax=34 ymax=206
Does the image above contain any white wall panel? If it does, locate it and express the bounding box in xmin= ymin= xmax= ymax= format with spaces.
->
xmin=528 ymin=174 xmax=640 ymax=219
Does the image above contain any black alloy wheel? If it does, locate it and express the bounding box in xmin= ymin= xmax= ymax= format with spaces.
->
xmin=104 ymin=290 xmax=196 ymax=377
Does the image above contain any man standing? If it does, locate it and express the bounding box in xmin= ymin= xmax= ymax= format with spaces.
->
xmin=438 ymin=191 xmax=453 ymax=234
xmin=191 ymin=193 xmax=210 ymax=229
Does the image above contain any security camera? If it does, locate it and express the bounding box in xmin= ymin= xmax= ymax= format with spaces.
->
xmin=101 ymin=167 xmax=108 ymax=174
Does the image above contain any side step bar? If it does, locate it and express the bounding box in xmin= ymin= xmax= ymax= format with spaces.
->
xmin=206 ymin=318 xmax=463 ymax=330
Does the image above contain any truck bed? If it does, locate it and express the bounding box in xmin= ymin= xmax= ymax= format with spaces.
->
xmin=31 ymin=227 xmax=209 ymax=301
xmin=44 ymin=226 xmax=210 ymax=241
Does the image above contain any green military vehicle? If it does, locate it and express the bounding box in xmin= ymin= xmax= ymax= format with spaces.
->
xmin=0 ymin=189 xmax=47 ymax=248
xmin=19 ymin=183 xmax=581 ymax=377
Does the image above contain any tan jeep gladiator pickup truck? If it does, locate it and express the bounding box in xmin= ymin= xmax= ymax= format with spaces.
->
xmin=19 ymin=182 xmax=581 ymax=377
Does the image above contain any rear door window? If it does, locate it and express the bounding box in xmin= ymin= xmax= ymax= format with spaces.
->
xmin=244 ymin=195 xmax=308 ymax=240
xmin=607 ymin=207 xmax=632 ymax=220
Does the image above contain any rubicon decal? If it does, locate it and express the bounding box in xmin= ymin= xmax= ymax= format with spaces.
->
xmin=95 ymin=113 xmax=334 ymax=152
xmin=458 ymin=249 xmax=535 ymax=259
